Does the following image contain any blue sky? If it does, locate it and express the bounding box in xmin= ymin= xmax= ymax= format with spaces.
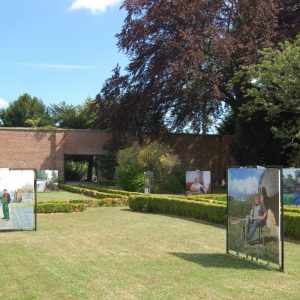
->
xmin=228 ymin=168 xmax=264 ymax=201
xmin=0 ymin=0 xmax=128 ymax=108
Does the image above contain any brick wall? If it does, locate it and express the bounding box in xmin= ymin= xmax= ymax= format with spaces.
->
xmin=0 ymin=128 xmax=111 ymax=179
xmin=0 ymin=128 xmax=234 ymax=183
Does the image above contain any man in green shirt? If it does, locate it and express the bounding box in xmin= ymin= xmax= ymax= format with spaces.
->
xmin=1 ymin=189 xmax=11 ymax=220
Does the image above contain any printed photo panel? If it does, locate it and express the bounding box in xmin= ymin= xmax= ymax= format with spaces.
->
xmin=227 ymin=167 xmax=283 ymax=270
xmin=36 ymin=170 xmax=59 ymax=192
xmin=282 ymin=168 xmax=300 ymax=206
xmin=0 ymin=169 xmax=36 ymax=231
xmin=186 ymin=170 xmax=211 ymax=195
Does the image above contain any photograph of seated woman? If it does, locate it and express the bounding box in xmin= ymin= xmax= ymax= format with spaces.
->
xmin=190 ymin=177 xmax=206 ymax=194
xmin=246 ymin=195 xmax=267 ymax=241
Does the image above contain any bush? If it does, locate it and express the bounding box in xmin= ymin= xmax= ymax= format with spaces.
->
xmin=69 ymin=197 xmax=128 ymax=207
xmin=36 ymin=203 xmax=87 ymax=213
xmin=65 ymin=160 xmax=87 ymax=181
xmin=59 ymin=184 xmax=128 ymax=200
xmin=116 ymin=164 xmax=144 ymax=192
xmin=79 ymin=184 xmax=141 ymax=196
xmin=157 ymin=174 xmax=184 ymax=194
xmin=284 ymin=212 xmax=300 ymax=239
xmin=129 ymin=195 xmax=226 ymax=224
xmin=189 ymin=194 xmax=227 ymax=202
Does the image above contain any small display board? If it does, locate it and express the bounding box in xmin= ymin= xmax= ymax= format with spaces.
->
xmin=227 ymin=167 xmax=283 ymax=271
xmin=0 ymin=169 xmax=36 ymax=231
xmin=282 ymin=168 xmax=300 ymax=206
xmin=144 ymin=171 xmax=154 ymax=194
xmin=186 ymin=170 xmax=211 ymax=195
xmin=36 ymin=170 xmax=59 ymax=192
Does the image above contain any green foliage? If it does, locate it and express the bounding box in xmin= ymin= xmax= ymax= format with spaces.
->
xmin=129 ymin=195 xmax=226 ymax=224
xmin=284 ymin=212 xmax=300 ymax=239
xmin=78 ymin=184 xmax=141 ymax=196
xmin=233 ymin=35 xmax=300 ymax=165
xmin=69 ymin=197 xmax=128 ymax=207
xmin=36 ymin=202 xmax=87 ymax=213
xmin=59 ymin=184 xmax=128 ymax=200
xmin=50 ymin=98 xmax=96 ymax=129
xmin=116 ymin=142 xmax=143 ymax=191
xmin=138 ymin=141 xmax=180 ymax=182
xmin=116 ymin=141 xmax=181 ymax=192
xmin=65 ymin=160 xmax=88 ymax=181
xmin=0 ymin=93 xmax=51 ymax=127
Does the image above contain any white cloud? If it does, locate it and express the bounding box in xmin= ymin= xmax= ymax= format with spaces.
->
xmin=229 ymin=175 xmax=259 ymax=196
xmin=0 ymin=98 xmax=9 ymax=108
xmin=70 ymin=0 xmax=121 ymax=14
xmin=15 ymin=62 xmax=96 ymax=70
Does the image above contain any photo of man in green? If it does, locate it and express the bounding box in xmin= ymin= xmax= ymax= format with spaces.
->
xmin=1 ymin=189 xmax=11 ymax=220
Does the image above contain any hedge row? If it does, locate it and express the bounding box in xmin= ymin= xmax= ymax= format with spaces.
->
xmin=284 ymin=212 xmax=300 ymax=239
xmin=36 ymin=203 xmax=87 ymax=213
xmin=189 ymin=194 xmax=227 ymax=202
xmin=59 ymin=184 xmax=128 ymax=200
xmin=78 ymin=184 xmax=141 ymax=197
xmin=187 ymin=196 xmax=226 ymax=206
xmin=129 ymin=195 xmax=226 ymax=224
xmin=283 ymin=207 xmax=300 ymax=214
xmin=69 ymin=197 xmax=128 ymax=207
xmin=129 ymin=195 xmax=300 ymax=239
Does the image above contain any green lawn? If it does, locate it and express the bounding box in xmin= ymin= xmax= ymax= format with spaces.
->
xmin=0 ymin=207 xmax=300 ymax=299
xmin=37 ymin=191 xmax=92 ymax=202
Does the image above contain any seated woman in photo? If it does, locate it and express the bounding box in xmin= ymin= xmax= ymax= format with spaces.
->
xmin=190 ymin=177 xmax=206 ymax=194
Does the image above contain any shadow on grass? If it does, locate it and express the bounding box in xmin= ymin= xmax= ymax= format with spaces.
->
xmin=168 ymin=252 xmax=272 ymax=270
xmin=121 ymin=208 xmax=225 ymax=229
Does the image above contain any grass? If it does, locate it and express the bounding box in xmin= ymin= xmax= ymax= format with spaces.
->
xmin=0 ymin=207 xmax=300 ymax=299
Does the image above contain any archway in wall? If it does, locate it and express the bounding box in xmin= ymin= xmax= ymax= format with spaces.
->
xmin=64 ymin=155 xmax=99 ymax=182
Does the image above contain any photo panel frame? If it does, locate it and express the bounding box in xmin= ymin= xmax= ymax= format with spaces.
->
xmin=186 ymin=170 xmax=211 ymax=195
xmin=226 ymin=166 xmax=284 ymax=271
xmin=0 ymin=169 xmax=36 ymax=232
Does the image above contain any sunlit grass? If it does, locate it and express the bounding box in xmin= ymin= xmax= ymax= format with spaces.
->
xmin=0 ymin=207 xmax=299 ymax=299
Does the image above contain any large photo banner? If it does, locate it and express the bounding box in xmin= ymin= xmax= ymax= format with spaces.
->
xmin=0 ymin=169 xmax=36 ymax=231
xmin=36 ymin=170 xmax=58 ymax=192
xmin=282 ymin=168 xmax=300 ymax=206
xmin=227 ymin=167 xmax=283 ymax=270
xmin=186 ymin=170 xmax=211 ymax=195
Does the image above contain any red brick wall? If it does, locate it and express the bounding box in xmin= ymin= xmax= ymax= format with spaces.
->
xmin=0 ymin=128 xmax=234 ymax=183
xmin=0 ymin=128 xmax=111 ymax=179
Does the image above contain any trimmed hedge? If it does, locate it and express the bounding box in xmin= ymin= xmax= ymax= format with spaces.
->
xmin=69 ymin=197 xmax=128 ymax=207
xmin=284 ymin=212 xmax=300 ymax=239
xmin=189 ymin=194 xmax=227 ymax=202
xmin=59 ymin=184 xmax=128 ymax=200
xmin=129 ymin=195 xmax=226 ymax=224
xmin=283 ymin=207 xmax=300 ymax=214
xmin=78 ymin=184 xmax=141 ymax=197
xmin=129 ymin=195 xmax=300 ymax=239
xmin=36 ymin=203 xmax=87 ymax=213
xmin=187 ymin=196 xmax=226 ymax=206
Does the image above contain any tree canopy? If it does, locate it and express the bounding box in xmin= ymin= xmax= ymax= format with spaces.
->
xmin=0 ymin=93 xmax=51 ymax=127
xmin=234 ymin=35 xmax=300 ymax=164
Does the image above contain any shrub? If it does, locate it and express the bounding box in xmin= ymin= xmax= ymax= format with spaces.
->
xmin=36 ymin=203 xmax=87 ymax=213
xmin=78 ymin=184 xmax=141 ymax=196
xmin=157 ymin=175 xmax=184 ymax=194
xmin=129 ymin=195 xmax=226 ymax=224
xmin=59 ymin=184 xmax=128 ymax=200
xmin=69 ymin=197 xmax=128 ymax=207
xmin=116 ymin=164 xmax=144 ymax=192
xmin=284 ymin=212 xmax=300 ymax=239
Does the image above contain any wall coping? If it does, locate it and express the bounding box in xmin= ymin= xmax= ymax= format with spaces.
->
xmin=0 ymin=127 xmax=108 ymax=133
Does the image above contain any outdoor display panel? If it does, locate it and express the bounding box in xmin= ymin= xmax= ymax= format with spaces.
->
xmin=144 ymin=171 xmax=154 ymax=194
xmin=282 ymin=168 xmax=300 ymax=206
xmin=36 ymin=170 xmax=59 ymax=192
xmin=227 ymin=167 xmax=283 ymax=270
xmin=186 ymin=170 xmax=211 ymax=195
xmin=0 ymin=169 xmax=36 ymax=231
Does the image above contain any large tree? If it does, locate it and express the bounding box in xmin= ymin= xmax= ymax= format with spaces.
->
xmin=0 ymin=93 xmax=51 ymax=127
xmin=233 ymin=35 xmax=300 ymax=164
xmin=117 ymin=0 xmax=283 ymax=133
xmin=50 ymin=98 xmax=96 ymax=129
